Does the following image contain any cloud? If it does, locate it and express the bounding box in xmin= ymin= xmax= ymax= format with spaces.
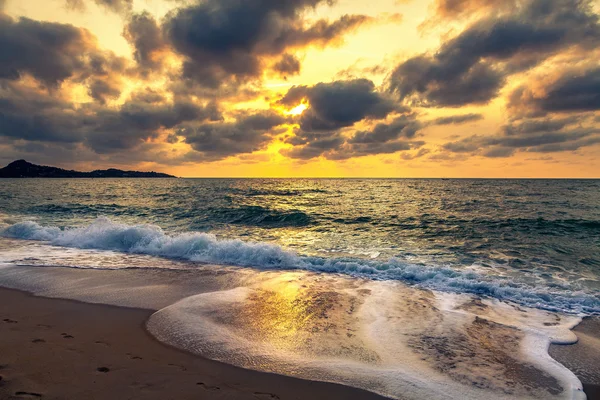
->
xmin=86 ymin=101 xmax=219 ymax=153
xmin=276 ymin=79 xmax=425 ymax=160
xmin=88 ymin=78 xmax=121 ymax=103
xmin=442 ymin=115 xmax=600 ymax=157
xmin=95 ymin=0 xmax=132 ymax=14
xmin=0 ymin=12 xmax=128 ymax=96
xmin=272 ymin=54 xmax=302 ymax=77
xmin=502 ymin=116 xmax=582 ymax=135
xmin=388 ymin=0 xmax=600 ymax=107
xmin=179 ymin=111 xmax=287 ymax=160
xmin=400 ymin=148 xmax=431 ymax=160
xmin=65 ymin=0 xmax=86 ymax=12
xmin=0 ymin=77 xmax=219 ymax=154
xmin=349 ymin=115 xmax=421 ymax=143
xmin=429 ymin=113 xmax=484 ymax=125
xmin=284 ymin=114 xmax=424 ymax=160
xmin=285 ymin=131 xmax=346 ymax=160
xmin=65 ymin=0 xmax=133 ymax=14
xmin=0 ymin=13 xmax=91 ymax=85
xmin=123 ymin=12 xmax=167 ymax=74
xmin=279 ymin=79 xmax=401 ymax=131
xmin=128 ymin=87 xmax=166 ymax=104
xmin=510 ymin=67 xmax=600 ymax=115
xmin=429 ymin=0 xmax=519 ymax=21
xmin=164 ymin=0 xmax=370 ymax=87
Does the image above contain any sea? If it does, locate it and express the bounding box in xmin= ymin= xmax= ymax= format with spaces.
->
xmin=0 ymin=178 xmax=598 ymax=399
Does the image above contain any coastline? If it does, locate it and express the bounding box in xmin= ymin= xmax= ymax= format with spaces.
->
xmin=0 ymin=287 xmax=390 ymax=400
xmin=549 ymin=317 xmax=600 ymax=400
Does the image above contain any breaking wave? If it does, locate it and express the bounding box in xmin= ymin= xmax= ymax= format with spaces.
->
xmin=2 ymin=217 xmax=599 ymax=314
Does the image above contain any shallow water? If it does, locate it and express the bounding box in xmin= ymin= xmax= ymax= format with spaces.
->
xmin=0 ymin=178 xmax=598 ymax=399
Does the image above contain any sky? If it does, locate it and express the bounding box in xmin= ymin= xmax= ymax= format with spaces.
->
xmin=0 ymin=0 xmax=599 ymax=177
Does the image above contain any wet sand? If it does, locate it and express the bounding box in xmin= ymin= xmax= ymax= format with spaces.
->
xmin=0 ymin=287 xmax=389 ymax=400
xmin=549 ymin=317 xmax=600 ymax=400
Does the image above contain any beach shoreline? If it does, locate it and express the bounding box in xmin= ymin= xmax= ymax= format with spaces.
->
xmin=549 ymin=317 xmax=600 ymax=400
xmin=0 ymin=287 xmax=390 ymax=400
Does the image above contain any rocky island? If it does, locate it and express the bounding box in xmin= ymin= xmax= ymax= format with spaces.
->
xmin=0 ymin=160 xmax=176 ymax=178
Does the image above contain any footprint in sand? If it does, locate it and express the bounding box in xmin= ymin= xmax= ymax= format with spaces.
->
xmin=61 ymin=333 xmax=74 ymax=339
xmin=31 ymin=339 xmax=45 ymax=344
xmin=125 ymin=352 xmax=142 ymax=360
xmin=14 ymin=391 xmax=42 ymax=398
xmin=95 ymin=341 xmax=109 ymax=346
xmin=97 ymin=367 xmax=110 ymax=373
xmin=3 ymin=318 xmax=17 ymax=324
xmin=253 ymin=392 xmax=280 ymax=399
xmin=196 ymin=382 xmax=220 ymax=391
xmin=167 ymin=363 xmax=187 ymax=371
xmin=36 ymin=324 xmax=52 ymax=329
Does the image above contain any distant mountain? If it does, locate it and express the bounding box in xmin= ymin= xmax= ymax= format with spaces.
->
xmin=0 ymin=160 xmax=176 ymax=178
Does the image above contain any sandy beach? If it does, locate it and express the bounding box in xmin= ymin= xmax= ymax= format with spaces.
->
xmin=0 ymin=287 xmax=389 ymax=400
xmin=550 ymin=317 xmax=600 ymax=400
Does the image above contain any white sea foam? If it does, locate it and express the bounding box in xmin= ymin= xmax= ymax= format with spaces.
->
xmin=2 ymin=217 xmax=599 ymax=314
xmin=147 ymin=276 xmax=585 ymax=400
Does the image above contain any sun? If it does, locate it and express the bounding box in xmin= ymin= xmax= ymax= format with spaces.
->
xmin=285 ymin=103 xmax=308 ymax=116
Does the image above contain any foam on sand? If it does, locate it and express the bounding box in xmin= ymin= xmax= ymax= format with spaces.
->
xmin=147 ymin=274 xmax=585 ymax=400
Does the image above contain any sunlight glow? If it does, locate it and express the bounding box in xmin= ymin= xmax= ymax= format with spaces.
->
xmin=285 ymin=103 xmax=308 ymax=116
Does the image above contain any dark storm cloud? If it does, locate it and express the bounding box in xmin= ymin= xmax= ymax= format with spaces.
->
xmin=280 ymin=79 xmax=401 ymax=131
xmin=442 ymin=115 xmax=600 ymax=157
xmin=164 ymin=0 xmax=370 ymax=86
xmin=389 ymin=0 xmax=600 ymax=107
xmin=180 ymin=111 xmax=287 ymax=159
xmin=123 ymin=12 xmax=166 ymax=73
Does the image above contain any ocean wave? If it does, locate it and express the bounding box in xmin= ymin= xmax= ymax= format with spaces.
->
xmin=2 ymin=217 xmax=599 ymax=314
xmin=23 ymin=203 xmax=313 ymax=228
xmin=206 ymin=205 xmax=312 ymax=227
xmin=28 ymin=203 xmax=127 ymax=214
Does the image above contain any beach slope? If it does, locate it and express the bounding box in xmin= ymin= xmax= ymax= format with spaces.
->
xmin=0 ymin=288 xmax=389 ymax=400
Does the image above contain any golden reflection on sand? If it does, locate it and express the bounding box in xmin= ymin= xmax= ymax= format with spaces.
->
xmin=219 ymin=273 xmax=380 ymax=363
